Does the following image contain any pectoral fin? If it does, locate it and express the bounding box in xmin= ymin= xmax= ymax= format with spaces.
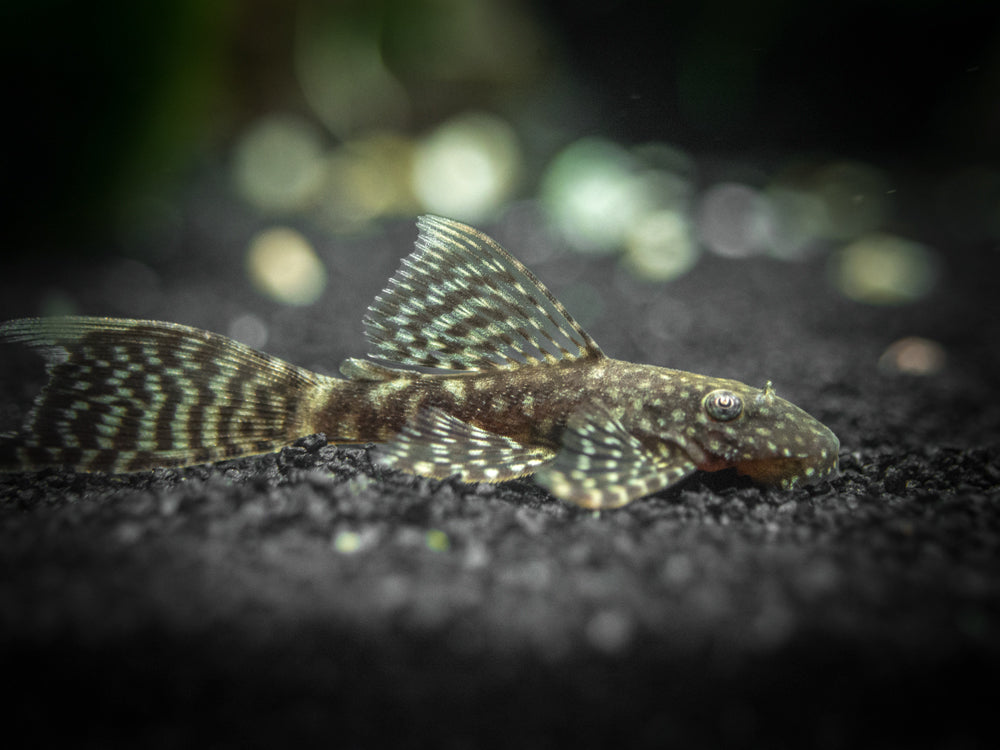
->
xmin=534 ymin=406 xmax=696 ymax=509
xmin=378 ymin=407 xmax=555 ymax=483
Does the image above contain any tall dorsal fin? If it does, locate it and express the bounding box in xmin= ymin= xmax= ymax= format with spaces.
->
xmin=362 ymin=216 xmax=604 ymax=371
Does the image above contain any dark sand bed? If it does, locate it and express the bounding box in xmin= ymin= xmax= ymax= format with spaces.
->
xmin=2 ymin=204 xmax=998 ymax=748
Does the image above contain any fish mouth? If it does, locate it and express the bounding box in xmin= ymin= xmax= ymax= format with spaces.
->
xmin=735 ymin=454 xmax=838 ymax=488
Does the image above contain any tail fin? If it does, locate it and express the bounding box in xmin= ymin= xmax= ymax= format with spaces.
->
xmin=0 ymin=317 xmax=329 ymax=472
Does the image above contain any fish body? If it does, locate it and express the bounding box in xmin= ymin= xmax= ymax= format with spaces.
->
xmin=0 ymin=216 xmax=839 ymax=508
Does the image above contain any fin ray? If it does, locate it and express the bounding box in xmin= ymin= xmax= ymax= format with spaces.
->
xmin=0 ymin=317 xmax=324 ymax=472
xmin=535 ymin=405 xmax=696 ymax=509
xmin=364 ymin=215 xmax=604 ymax=371
xmin=377 ymin=407 xmax=555 ymax=483
xmin=338 ymin=357 xmax=407 ymax=381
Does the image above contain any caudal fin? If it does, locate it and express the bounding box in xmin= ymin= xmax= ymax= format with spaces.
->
xmin=0 ymin=317 xmax=328 ymax=472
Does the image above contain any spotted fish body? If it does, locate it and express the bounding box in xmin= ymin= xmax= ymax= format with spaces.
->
xmin=0 ymin=216 xmax=839 ymax=508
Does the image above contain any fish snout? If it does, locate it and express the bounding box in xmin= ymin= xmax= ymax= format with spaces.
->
xmin=735 ymin=406 xmax=840 ymax=489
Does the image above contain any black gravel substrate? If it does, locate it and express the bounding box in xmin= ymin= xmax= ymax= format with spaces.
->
xmin=2 ymin=199 xmax=998 ymax=749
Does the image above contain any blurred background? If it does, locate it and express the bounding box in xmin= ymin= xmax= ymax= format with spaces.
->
xmin=2 ymin=0 xmax=998 ymax=330
xmin=3 ymin=6 xmax=1000 ymax=744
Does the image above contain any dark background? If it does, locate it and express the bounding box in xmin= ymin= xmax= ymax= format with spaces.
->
xmin=2 ymin=1 xmax=999 ymax=747
xmin=4 ymin=0 xmax=998 ymax=249
xmin=541 ymin=0 xmax=999 ymax=161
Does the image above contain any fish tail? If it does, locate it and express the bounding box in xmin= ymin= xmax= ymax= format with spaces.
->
xmin=0 ymin=317 xmax=340 ymax=472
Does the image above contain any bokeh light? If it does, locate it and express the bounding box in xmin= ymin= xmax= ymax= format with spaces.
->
xmin=877 ymin=337 xmax=947 ymax=376
xmin=246 ymin=227 xmax=327 ymax=306
xmin=828 ymin=232 xmax=939 ymax=305
xmin=696 ymin=182 xmax=775 ymax=258
xmin=624 ymin=209 xmax=700 ymax=281
xmin=425 ymin=529 xmax=450 ymax=552
xmin=541 ymin=139 xmax=706 ymax=278
xmin=228 ymin=312 xmax=269 ymax=350
xmin=316 ymin=132 xmax=418 ymax=232
xmin=333 ymin=530 xmax=364 ymax=554
xmin=411 ymin=112 xmax=522 ymax=222
xmin=763 ymin=186 xmax=829 ymax=260
xmin=295 ymin=3 xmax=409 ymax=140
xmin=233 ymin=114 xmax=326 ymax=213
xmin=108 ymin=1 xmax=982 ymax=311
xmin=542 ymin=138 xmax=654 ymax=254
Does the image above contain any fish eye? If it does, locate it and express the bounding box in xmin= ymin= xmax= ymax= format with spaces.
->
xmin=703 ymin=389 xmax=743 ymax=421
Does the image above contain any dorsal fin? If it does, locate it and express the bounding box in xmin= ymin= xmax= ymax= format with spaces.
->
xmin=362 ymin=215 xmax=604 ymax=371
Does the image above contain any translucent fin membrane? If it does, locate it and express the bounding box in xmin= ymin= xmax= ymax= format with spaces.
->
xmin=0 ymin=317 xmax=320 ymax=472
xmin=364 ymin=215 xmax=604 ymax=371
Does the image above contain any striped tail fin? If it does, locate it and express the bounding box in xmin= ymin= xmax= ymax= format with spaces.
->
xmin=0 ymin=317 xmax=331 ymax=473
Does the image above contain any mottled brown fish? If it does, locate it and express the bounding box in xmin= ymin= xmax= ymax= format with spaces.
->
xmin=0 ymin=216 xmax=839 ymax=508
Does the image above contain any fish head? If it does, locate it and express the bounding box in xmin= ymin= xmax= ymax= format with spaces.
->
xmin=663 ymin=377 xmax=840 ymax=489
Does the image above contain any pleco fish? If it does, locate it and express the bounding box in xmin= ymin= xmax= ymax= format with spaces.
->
xmin=0 ymin=216 xmax=839 ymax=508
